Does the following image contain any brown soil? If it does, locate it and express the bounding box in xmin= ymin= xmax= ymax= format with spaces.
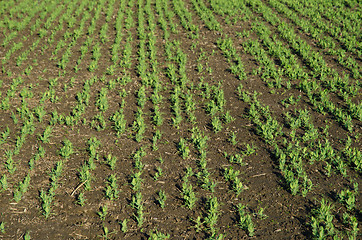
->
xmin=0 ymin=0 xmax=360 ymax=239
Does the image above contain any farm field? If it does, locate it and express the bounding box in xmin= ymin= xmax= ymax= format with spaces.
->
xmin=0 ymin=0 xmax=361 ymax=239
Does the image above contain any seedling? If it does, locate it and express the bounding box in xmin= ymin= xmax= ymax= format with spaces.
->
xmin=77 ymin=192 xmax=86 ymax=206
xmin=157 ymin=190 xmax=167 ymax=208
xmin=137 ymin=86 xmax=147 ymax=108
xmin=98 ymin=226 xmax=117 ymax=240
xmin=87 ymin=137 xmax=100 ymax=160
xmin=24 ymin=231 xmax=31 ymax=240
xmin=59 ymin=139 xmax=74 ymax=159
xmin=192 ymin=216 xmax=203 ymax=233
xmin=111 ymin=110 xmax=127 ymax=135
xmin=154 ymin=167 xmax=163 ymax=181
xmin=34 ymin=106 xmax=46 ymax=122
xmin=153 ymin=105 xmax=164 ymax=126
xmin=148 ymin=229 xmax=170 ymax=240
xmin=243 ymin=143 xmax=257 ymax=156
xmin=105 ymin=174 xmax=119 ymax=200
xmin=97 ymin=205 xmax=108 ymax=221
xmin=205 ymin=196 xmax=220 ymax=236
xmin=105 ymin=154 xmax=117 ymax=170
xmin=223 ymin=111 xmax=235 ymax=123
xmin=78 ymin=165 xmax=92 ymax=191
xmin=178 ymin=138 xmax=190 ymax=159
xmin=39 ymin=126 xmax=53 ymax=143
xmin=133 ymin=108 xmax=146 ymax=142
xmin=96 ymin=88 xmax=109 ymax=112
xmin=0 ymin=126 xmax=10 ymax=144
xmin=91 ymin=113 xmax=107 ymax=131
xmin=324 ymin=162 xmax=332 ymax=177
xmin=212 ymin=116 xmax=223 ymax=133
xmin=5 ymin=151 xmax=16 ymax=174
xmin=39 ymin=190 xmax=53 ymax=218
xmin=0 ymin=175 xmax=8 ymax=191
xmin=157 ymin=157 xmax=164 ymax=164
xmin=120 ymin=219 xmax=128 ymax=233
xmin=338 ymin=188 xmax=356 ymax=210
xmin=13 ymin=174 xmax=31 ymax=202
xmin=131 ymin=171 xmax=143 ymax=191
xmin=343 ymin=213 xmax=358 ymax=239
xmin=229 ymin=132 xmax=238 ymax=146
xmin=131 ymin=191 xmax=144 ymax=227
xmin=0 ymin=222 xmax=5 ymax=233
xmin=237 ymin=204 xmax=255 ymax=236
xmin=256 ymin=207 xmax=268 ymax=219
xmin=133 ymin=147 xmax=146 ymax=171
xmin=10 ymin=111 xmax=18 ymax=124
xmin=182 ymin=182 xmax=197 ymax=209
xmin=152 ymin=130 xmax=162 ymax=151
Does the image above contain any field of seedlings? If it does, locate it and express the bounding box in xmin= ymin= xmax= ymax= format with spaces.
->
xmin=0 ymin=0 xmax=361 ymax=239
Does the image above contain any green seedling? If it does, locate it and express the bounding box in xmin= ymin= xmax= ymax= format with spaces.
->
xmin=0 ymin=222 xmax=5 ymax=233
xmin=39 ymin=126 xmax=52 ymax=143
xmin=229 ymin=132 xmax=238 ymax=146
xmin=133 ymin=147 xmax=146 ymax=170
xmin=148 ymin=229 xmax=170 ymax=240
xmin=0 ymin=126 xmax=10 ymax=144
xmin=59 ymin=139 xmax=74 ymax=159
xmin=237 ymin=204 xmax=255 ymax=236
xmin=13 ymin=174 xmax=31 ymax=202
xmin=212 ymin=116 xmax=223 ymax=133
xmin=153 ymin=105 xmax=164 ymax=126
xmin=230 ymin=153 xmax=244 ymax=165
xmin=78 ymin=165 xmax=92 ymax=191
xmin=182 ymin=182 xmax=197 ymax=209
xmin=152 ymin=130 xmax=162 ymax=151
xmin=24 ymin=231 xmax=31 ymax=240
xmin=133 ymin=108 xmax=146 ymax=142
xmin=0 ymin=175 xmax=8 ymax=191
xmin=178 ymin=138 xmax=190 ymax=159
xmin=157 ymin=190 xmax=167 ymax=208
xmin=96 ymin=88 xmax=109 ymax=112
xmin=343 ymin=213 xmax=358 ymax=239
xmin=157 ymin=157 xmax=164 ymax=164
xmin=338 ymin=188 xmax=356 ymax=210
xmin=34 ymin=106 xmax=46 ymax=122
xmin=91 ymin=113 xmax=106 ymax=131
xmin=111 ymin=110 xmax=127 ymax=135
xmin=11 ymin=111 xmax=18 ymax=124
xmin=39 ymin=190 xmax=53 ymax=218
xmin=105 ymin=174 xmax=120 ymax=200
xmin=256 ymin=207 xmax=268 ymax=219
xmin=131 ymin=171 xmax=143 ymax=191
xmin=324 ymin=162 xmax=332 ymax=177
xmin=131 ymin=191 xmax=144 ymax=227
xmin=77 ymin=192 xmax=86 ymax=206
xmin=154 ymin=167 xmax=163 ymax=181
xmin=98 ymin=226 xmax=117 ymax=240
xmin=205 ymin=196 xmax=220 ymax=236
xmin=87 ymin=137 xmax=100 ymax=160
xmin=223 ymin=111 xmax=235 ymax=123
xmin=105 ymin=154 xmax=117 ymax=170
xmin=244 ymin=143 xmax=257 ymax=156
xmin=5 ymin=151 xmax=16 ymax=174
xmin=192 ymin=216 xmax=203 ymax=233
xmin=137 ymin=86 xmax=147 ymax=108
xmin=120 ymin=219 xmax=128 ymax=233
xmin=98 ymin=205 xmax=108 ymax=221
